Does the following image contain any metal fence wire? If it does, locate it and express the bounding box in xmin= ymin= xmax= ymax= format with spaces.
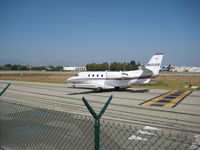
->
xmin=1 ymin=98 xmax=200 ymax=150
xmin=0 ymin=99 xmax=94 ymax=150
xmin=0 ymin=82 xmax=200 ymax=150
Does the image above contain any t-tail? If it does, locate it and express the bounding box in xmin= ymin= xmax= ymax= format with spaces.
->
xmin=145 ymin=53 xmax=164 ymax=75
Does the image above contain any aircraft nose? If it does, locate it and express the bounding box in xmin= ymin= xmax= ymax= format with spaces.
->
xmin=67 ymin=77 xmax=73 ymax=83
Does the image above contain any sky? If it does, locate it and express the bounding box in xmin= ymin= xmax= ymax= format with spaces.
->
xmin=0 ymin=0 xmax=200 ymax=66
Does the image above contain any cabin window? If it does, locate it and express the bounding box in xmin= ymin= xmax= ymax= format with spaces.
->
xmin=92 ymin=74 xmax=94 ymax=77
xmin=101 ymin=74 xmax=103 ymax=77
xmin=88 ymin=74 xmax=90 ymax=77
xmin=97 ymin=74 xmax=99 ymax=77
xmin=74 ymin=74 xmax=79 ymax=77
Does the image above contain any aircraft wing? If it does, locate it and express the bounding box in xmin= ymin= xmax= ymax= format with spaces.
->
xmin=67 ymin=83 xmax=96 ymax=88
xmin=67 ymin=83 xmax=114 ymax=89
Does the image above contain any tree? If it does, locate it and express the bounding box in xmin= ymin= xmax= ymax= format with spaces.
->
xmin=86 ymin=60 xmax=139 ymax=71
xmin=0 ymin=66 xmax=4 ymax=70
xmin=4 ymin=64 xmax=12 ymax=70
xmin=130 ymin=60 xmax=138 ymax=70
xmin=86 ymin=63 xmax=97 ymax=71
xmin=54 ymin=66 xmax=63 ymax=71
xmin=124 ymin=62 xmax=132 ymax=71
xmin=95 ymin=63 xmax=109 ymax=71
xmin=110 ymin=62 xmax=124 ymax=71
xmin=11 ymin=65 xmax=20 ymax=70
xmin=100 ymin=63 xmax=109 ymax=71
xmin=20 ymin=66 xmax=28 ymax=70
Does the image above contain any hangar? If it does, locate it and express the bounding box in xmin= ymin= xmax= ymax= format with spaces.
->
xmin=63 ymin=66 xmax=87 ymax=71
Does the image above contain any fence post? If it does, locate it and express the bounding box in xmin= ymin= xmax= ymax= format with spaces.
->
xmin=82 ymin=95 xmax=113 ymax=150
xmin=0 ymin=83 xmax=11 ymax=96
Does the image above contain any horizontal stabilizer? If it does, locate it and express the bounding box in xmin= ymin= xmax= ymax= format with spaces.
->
xmin=141 ymin=66 xmax=153 ymax=74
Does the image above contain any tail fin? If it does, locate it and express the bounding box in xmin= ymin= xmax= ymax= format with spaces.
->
xmin=145 ymin=53 xmax=164 ymax=75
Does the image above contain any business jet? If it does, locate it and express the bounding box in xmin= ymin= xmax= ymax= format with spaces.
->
xmin=67 ymin=53 xmax=164 ymax=91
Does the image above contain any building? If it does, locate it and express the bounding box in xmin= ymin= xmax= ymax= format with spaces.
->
xmin=165 ymin=65 xmax=200 ymax=72
xmin=188 ymin=67 xmax=200 ymax=73
xmin=63 ymin=67 xmax=87 ymax=71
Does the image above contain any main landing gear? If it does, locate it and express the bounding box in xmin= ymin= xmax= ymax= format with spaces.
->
xmin=114 ymin=87 xmax=120 ymax=90
xmin=96 ymin=87 xmax=103 ymax=92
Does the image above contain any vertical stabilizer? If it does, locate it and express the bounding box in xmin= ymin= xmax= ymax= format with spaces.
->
xmin=145 ymin=53 xmax=164 ymax=75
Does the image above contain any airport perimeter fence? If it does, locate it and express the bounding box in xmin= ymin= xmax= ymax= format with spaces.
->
xmin=0 ymin=85 xmax=200 ymax=150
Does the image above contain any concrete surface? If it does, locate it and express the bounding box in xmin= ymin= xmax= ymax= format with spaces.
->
xmin=0 ymin=80 xmax=199 ymax=132
xmin=1 ymin=80 xmax=200 ymax=149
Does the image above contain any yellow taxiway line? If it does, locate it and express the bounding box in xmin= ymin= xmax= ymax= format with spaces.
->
xmin=141 ymin=90 xmax=192 ymax=108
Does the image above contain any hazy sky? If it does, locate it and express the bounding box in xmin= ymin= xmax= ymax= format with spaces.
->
xmin=0 ymin=0 xmax=200 ymax=66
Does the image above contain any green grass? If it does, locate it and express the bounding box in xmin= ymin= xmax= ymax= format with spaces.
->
xmin=0 ymin=72 xmax=200 ymax=91
xmin=134 ymin=76 xmax=200 ymax=90
xmin=135 ymin=80 xmax=170 ymax=89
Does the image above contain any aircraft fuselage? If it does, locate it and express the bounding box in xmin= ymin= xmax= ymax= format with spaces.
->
xmin=68 ymin=70 xmax=155 ymax=89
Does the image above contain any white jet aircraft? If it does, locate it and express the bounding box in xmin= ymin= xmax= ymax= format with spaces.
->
xmin=67 ymin=53 xmax=164 ymax=91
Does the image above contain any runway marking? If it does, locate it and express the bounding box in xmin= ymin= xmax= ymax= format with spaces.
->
xmin=128 ymin=126 xmax=159 ymax=141
xmin=143 ymin=126 xmax=160 ymax=130
xmin=0 ymin=146 xmax=12 ymax=150
xmin=140 ymin=90 xmax=192 ymax=108
xmin=137 ymin=130 xmax=154 ymax=135
xmin=128 ymin=135 xmax=148 ymax=141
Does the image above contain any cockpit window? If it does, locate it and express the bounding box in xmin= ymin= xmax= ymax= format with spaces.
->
xmin=74 ymin=73 xmax=79 ymax=77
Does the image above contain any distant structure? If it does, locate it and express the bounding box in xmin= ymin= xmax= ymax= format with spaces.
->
xmin=63 ymin=66 xmax=87 ymax=72
xmin=27 ymin=63 xmax=32 ymax=71
xmin=162 ymin=65 xmax=200 ymax=72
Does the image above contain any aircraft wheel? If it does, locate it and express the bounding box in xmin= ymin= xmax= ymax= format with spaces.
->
xmin=115 ymin=87 xmax=120 ymax=90
xmin=72 ymin=85 xmax=75 ymax=88
xmin=96 ymin=87 xmax=102 ymax=92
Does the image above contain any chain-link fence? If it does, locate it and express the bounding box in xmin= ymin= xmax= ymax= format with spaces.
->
xmin=0 ymin=84 xmax=200 ymax=150
xmin=0 ymin=99 xmax=94 ymax=150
